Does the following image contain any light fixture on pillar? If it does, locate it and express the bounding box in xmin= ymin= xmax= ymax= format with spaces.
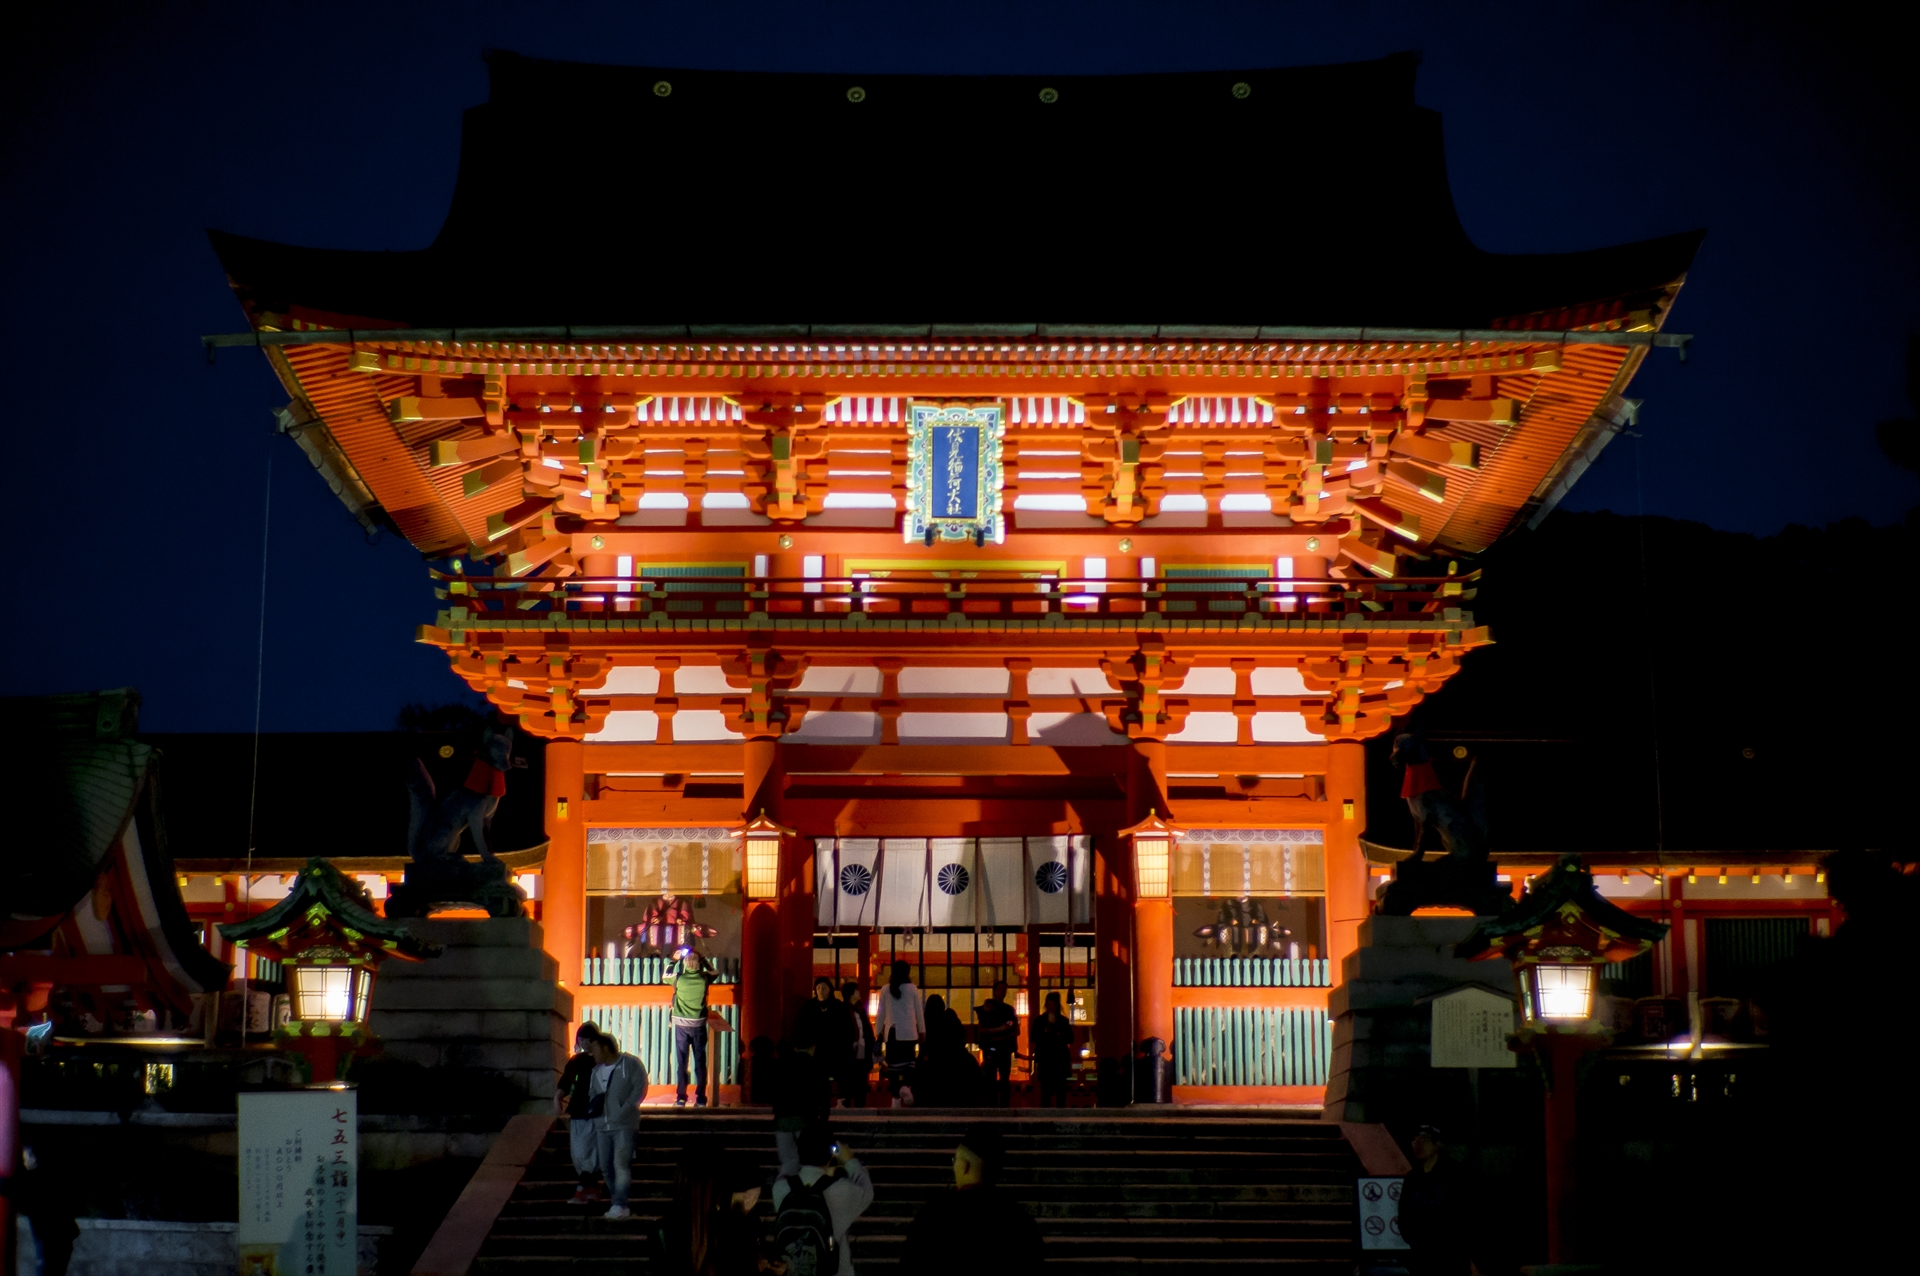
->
xmin=289 ymin=949 xmax=375 ymax=1024
xmin=1457 ymin=855 xmax=1668 ymax=1264
xmin=219 ymin=857 xmax=441 ymax=1082
xmin=737 ymin=811 xmax=795 ymax=901
xmin=1119 ymin=810 xmax=1182 ymax=899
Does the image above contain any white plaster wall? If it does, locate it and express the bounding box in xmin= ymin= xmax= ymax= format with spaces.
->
xmin=594 ymin=666 xmax=661 ymax=695
xmin=1027 ymin=713 xmax=1127 ymax=745
xmin=899 ymin=667 xmax=1011 ymax=695
xmin=668 ymin=709 xmax=745 ymax=741
xmin=673 ymin=666 xmax=740 ymax=694
xmin=1027 ymin=667 xmax=1114 ymax=695
xmin=785 ymin=711 xmax=882 ymax=742
xmin=795 ymin=666 xmax=884 ymax=694
xmin=1166 ymin=712 xmax=1239 ymax=743
xmin=1176 ymin=667 xmax=1236 ymax=694
xmin=588 ymin=710 xmax=658 ymax=742
xmin=1250 ymin=666 xmax=1311 ymax=695
xmin=1251 ymin=712 xmax=1319 ymax=742
xmin=897 ymin=712 xmax=1009 ymax=741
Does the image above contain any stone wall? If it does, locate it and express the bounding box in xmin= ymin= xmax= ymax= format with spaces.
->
xmin=369 ymin=917 xmax=572 ymax=1110
xmin=1323 ymin=915 xmax=1516 ymax=1126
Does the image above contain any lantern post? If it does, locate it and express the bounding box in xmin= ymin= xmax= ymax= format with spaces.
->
xmin=219 ymin=858 xmax=442 ymax=1083
xmin=734 ymin=811 xmax=795 ymax=1060
xmin=1457 ymin=854 xmax=1668 ymax=1263
xmin=1118 ymin=810 xmax=1182 ymax=1103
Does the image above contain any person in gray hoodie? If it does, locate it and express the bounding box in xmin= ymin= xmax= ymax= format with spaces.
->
xmin=587 ymin=1032 xmax=650 ymax=1218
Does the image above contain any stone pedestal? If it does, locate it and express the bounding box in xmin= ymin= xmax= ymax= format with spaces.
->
xmin=367 ymin=917 xmax=572 ymax=1111
xmin=1322 ymin=915 xmax=1515 ymax=1125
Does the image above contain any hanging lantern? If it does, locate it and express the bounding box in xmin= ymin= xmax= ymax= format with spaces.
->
xmin=737 ymin=811 xmax=796 ymax=901
xmin=220 ymin=857 xmax=441 ymax=1082
xmin=1118 ymin=811 xmax=1183 ymax=900
xmin=1523 ymin=954 xmax=1599 ymax=1023
xmin=287 ymin=947 xmax=377 ymax=1024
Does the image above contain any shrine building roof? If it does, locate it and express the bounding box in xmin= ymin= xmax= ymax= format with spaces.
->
xmin=211 ymin=51 xmax=1702 ymax=334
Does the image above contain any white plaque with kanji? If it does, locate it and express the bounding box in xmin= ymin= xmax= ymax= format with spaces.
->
xmin=238 ymin=1089 xmax=358 ymax=1275
xmin=1430 ymin=984 xmax=1517 ymax=1068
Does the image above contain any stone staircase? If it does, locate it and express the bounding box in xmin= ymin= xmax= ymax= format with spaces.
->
xmin=472 ymin=1110 xmax=1360 ymax=1272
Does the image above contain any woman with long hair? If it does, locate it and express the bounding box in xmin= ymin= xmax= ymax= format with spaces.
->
xmin=875 ymin=959 xmax=925 ymax=1102
xmin=654 ymin=1144 xmax=759 ymax=1276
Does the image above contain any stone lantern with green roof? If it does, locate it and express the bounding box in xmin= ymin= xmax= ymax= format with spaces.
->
xmin=220 ymin=857 xmax=441 ymax=1081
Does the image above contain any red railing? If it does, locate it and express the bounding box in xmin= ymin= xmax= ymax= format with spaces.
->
xmin=434 ymin=573 xmax=1471 ymax=622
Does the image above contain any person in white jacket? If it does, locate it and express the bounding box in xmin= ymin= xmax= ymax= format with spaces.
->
xmin=771 ymin=1125 xmax=875 ymax=1276
xmin=875 ymin=960 xmax=925 ymax=1100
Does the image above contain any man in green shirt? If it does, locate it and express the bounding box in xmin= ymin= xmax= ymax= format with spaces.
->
xmin=665 ymin=947 xmax=718 ymax=1107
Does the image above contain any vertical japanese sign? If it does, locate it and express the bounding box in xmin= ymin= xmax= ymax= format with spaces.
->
xmin=1429 ymin=985 xmax=1518 ymax=1068
xmin=904 ymin=402 xmax=1004 ymax=545
xmin=238 ymin=1089 xmax=357 ymax=1276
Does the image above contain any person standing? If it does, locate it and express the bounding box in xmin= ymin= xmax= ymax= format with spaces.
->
xmin=800 ymin=977 xmax=856 ymax=1102
xmin=654 ymin=1143 xmax=762 ymax=1276
xmin=875 ymin=960 xmax=925 ymax=1102
xmin=1030 ymin=991 xmax=1074 ymax=1108
xmin=840 ymin=981 xmax=875 ymax=1109
xmin=900 ymin=1128 xmax=1043 ymax=1276
xmin=771 ymin=1124 xmax=875 ymax=1276
xmin=665 ymin=947 xmax=719 ymax=1107
xmin=1398 ymin=1124 xmax=1471 ymax=1275
xmin=588 ymin=1032 xmax=649 ymax=1219
xmin=556 ymin=1022 xmax=606 ymax=1202
xmin=773 ymin=1021 xmax=832 ymax=1176
xmin=973 ymin=980 xmax=1019 ymax=1107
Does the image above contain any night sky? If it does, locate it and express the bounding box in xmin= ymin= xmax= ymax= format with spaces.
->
xmin=4 ymin=2 xmax=1914 ymax=730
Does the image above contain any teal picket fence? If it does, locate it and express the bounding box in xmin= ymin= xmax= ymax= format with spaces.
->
xmin=1172 ymin=956 xmax=1331 ymax=988
xmin=1173 ymin=1005 xmax=1332 ymax=1087
xmin=578 ymin=1002 xmax=741 ymax=1087
xmin=580 ymin=956 xmax=739 ymax=986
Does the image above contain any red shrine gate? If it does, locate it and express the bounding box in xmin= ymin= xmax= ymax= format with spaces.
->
xmin=208 ymin=51 xmax=1700 ymax=1102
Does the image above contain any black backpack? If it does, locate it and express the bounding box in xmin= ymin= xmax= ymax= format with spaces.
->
xmin=774 ymin=1172 xmax=836 ymax=1276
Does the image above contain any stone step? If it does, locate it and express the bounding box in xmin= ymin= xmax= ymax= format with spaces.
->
xmin=470 ymin=1113 xmax=1361 ymax=1272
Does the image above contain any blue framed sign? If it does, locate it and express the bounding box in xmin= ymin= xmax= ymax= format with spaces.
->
xmin=905 ymin=402 xmax=1005 ymax=545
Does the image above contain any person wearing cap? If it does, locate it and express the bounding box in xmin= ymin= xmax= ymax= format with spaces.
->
xmin=1398 ymin=1123 xmax=1470 ymax=1275
xmin=900 ymin=1127 xmax=1044 ymax=1275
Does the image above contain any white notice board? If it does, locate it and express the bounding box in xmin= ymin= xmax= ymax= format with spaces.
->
xmin=1358 ymin=1176 xmax=1410 ymax=1250
xmin=1430 ymin=985 xmax=1517 ymax=1069
xmin=238 ymin=1089 xmax=358 ymax=1276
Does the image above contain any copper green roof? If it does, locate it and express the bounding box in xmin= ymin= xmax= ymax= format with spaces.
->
xmin=220 ymin=857 xmax=442 ymax=960
xmin=5 ymin=688 xmax=152 ymax=922
xmin=1455 ymin=853 xmax=1669 ymax=960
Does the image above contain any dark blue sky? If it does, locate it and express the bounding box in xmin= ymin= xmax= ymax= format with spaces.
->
xmin=4 ymin=2 xmax=1914 ymax=730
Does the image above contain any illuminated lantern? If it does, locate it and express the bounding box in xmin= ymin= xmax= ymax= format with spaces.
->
xmin=1119 ymin=811 xmax=1182 ymax=900
xmin=1457 ymin=855 xmax=1668 ymax=1263
xmin=220 ymin=857 xmax=440 ymax=1082
xmin=737 ymin=811 xmax=796 ymax=901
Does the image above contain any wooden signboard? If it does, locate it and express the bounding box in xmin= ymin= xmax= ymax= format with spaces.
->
xmin=1430 ymin=985 xmax=1517 ymax=1069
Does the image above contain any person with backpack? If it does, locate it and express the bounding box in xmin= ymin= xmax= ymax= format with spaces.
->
xmin=770 ymin=1123 xmax=873 ymax=1276
xmin=555 ymin=1022 xmax=606 ymax=1203
xmin=664 ymin=947 xmax=719 ymax=1107
xmin=901 ymin=1127 xmax=1043 ymax=1276
xmin=587 ymin=1031 xmax=650 ymax=1219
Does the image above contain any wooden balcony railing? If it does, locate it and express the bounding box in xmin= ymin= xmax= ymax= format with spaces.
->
xmin=434 ymin=572 xmax=1474 ymax=626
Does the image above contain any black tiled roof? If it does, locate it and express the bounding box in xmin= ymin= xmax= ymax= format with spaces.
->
xmin=142 ymin=731 xmax=548 ymax=866
xmin=211 ymin=52 xmax=1702 ymax=331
